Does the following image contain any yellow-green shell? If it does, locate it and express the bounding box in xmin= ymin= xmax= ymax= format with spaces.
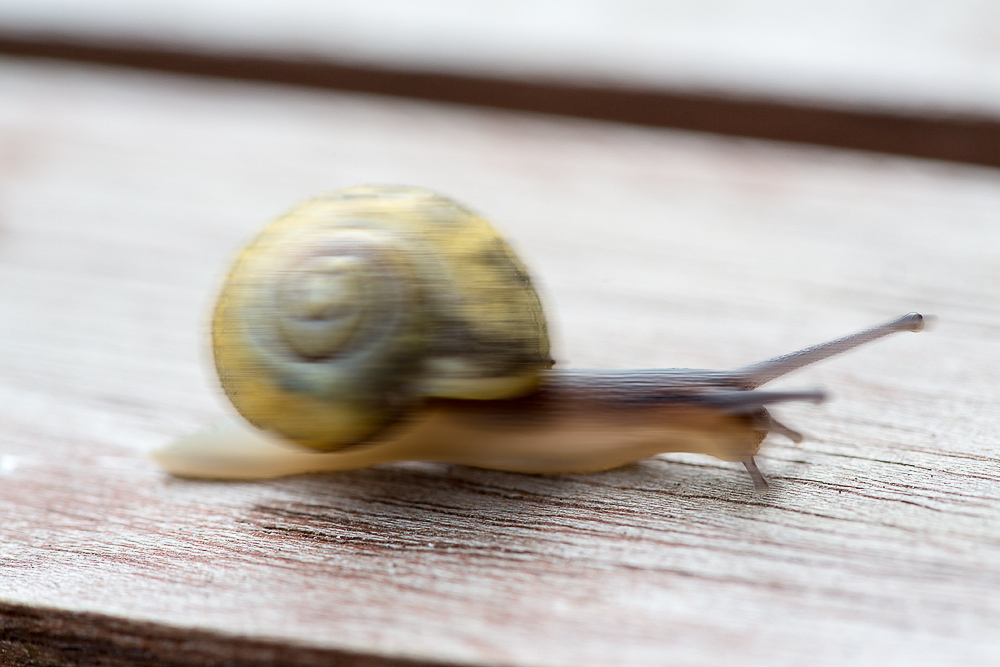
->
xmin=212 ymin=186 xmax=552 ymax=451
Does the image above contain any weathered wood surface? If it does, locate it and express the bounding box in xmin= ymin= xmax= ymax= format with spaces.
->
xmin=0 ymin=57 xmax=999 ymax=666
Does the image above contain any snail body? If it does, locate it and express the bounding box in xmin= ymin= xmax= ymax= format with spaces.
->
xmin=154 ymin=186 xmax=925 ymax=493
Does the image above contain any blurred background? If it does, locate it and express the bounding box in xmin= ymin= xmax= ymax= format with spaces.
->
xmin=1 ymin=0 xmax=1000 ymax=166
xmin=1 ymin=0 xmax=1000 ymax=112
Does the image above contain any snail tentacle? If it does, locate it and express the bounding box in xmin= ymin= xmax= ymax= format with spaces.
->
xmin=736 ymin=312 xmax=925 ymax=389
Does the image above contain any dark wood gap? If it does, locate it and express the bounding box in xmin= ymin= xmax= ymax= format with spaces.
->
xmin=1 ymin=29 xmax=998 ymax=168
xmin=0 ymin=601 xmax=448 ymax=667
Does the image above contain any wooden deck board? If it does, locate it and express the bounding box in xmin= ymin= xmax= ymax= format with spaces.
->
xmin=3 ymin=0 xmax=1000 ymax=114
xmin=0 ymin=58 xmax=998 ymax=666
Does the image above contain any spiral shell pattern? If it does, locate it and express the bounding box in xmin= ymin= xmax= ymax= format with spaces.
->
xmin=212 ymin=186 xmax=551 ymax=451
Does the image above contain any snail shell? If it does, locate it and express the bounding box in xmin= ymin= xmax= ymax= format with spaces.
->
xmin=213 ymin=185 xmax=551 ymax=451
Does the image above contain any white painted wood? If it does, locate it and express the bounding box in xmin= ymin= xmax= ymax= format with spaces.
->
xmin=0 ymin=57 xmax=998 ymax=665
xmin=1 ymin=0 xmax=999 ymax=114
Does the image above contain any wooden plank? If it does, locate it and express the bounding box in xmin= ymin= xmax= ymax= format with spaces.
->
xmin=0 ymin=57 xmax=999 ymax=666
xmin=3 ymin=1 xmax=1000 ymax=167
xmin=2 ymin=0 xmax=1000 ymax=114
xmin=2 ymin=33 xmax=999 ymax=169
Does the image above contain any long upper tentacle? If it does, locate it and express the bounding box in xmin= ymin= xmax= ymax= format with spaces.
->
xmin=734 ymin=313 xmax=924 ymax=389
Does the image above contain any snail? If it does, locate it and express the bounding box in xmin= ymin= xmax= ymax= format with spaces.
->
xmin=152 ymin=185 xmax=925 ymax=494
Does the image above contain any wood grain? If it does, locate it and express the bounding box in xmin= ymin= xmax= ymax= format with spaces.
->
xmin=0 ymin=57 xmax=999 ymax=666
